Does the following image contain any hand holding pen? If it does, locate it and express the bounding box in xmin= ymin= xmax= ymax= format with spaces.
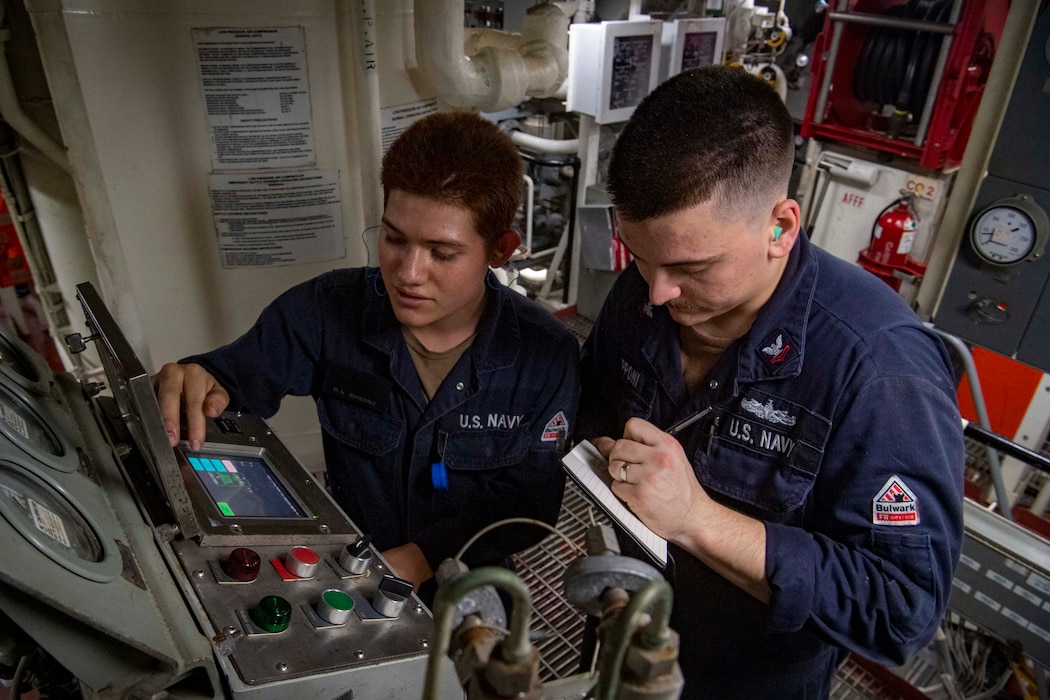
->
xmin=593 ymin=413 xmax=717 ymax=545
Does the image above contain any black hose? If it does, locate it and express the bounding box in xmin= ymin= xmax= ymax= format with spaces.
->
xmin=852 ymin=0 xmax=952 ymax=119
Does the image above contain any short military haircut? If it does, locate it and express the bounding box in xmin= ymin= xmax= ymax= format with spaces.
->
xmin=607 ymin=65 xmax=795 ymax=224
xmin=381 ymin=111 xmax=523 ymax=250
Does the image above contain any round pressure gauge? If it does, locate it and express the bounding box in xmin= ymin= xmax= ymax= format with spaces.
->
xmin=969 ymin=195 xmax=1050 ymax=266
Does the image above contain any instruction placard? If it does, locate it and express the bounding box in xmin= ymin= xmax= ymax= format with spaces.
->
xmin=381 ymin=98 xmax=439 ymax=153
xmin=194 ymin=27 xmax=316 ymax=169
xmin=209 ymin=171 xmax=344 ymax=268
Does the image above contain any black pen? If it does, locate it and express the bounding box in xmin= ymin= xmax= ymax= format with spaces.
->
xmin=666 ymin=405 xmax=715 ymax=437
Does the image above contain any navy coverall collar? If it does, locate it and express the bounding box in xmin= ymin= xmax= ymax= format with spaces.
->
xmin=733 ymin=231 xmax=819 ymax=387
xmin=360 ymin=267 xmax=521 ymax=380
xmin=636 ymin=231 xmax=819 ymax=405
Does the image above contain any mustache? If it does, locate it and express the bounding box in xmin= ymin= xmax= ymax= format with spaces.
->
xmin=664 ymin=298 xmax=700 ymax=311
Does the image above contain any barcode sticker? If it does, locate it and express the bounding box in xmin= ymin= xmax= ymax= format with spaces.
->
xmin=1 ymin=404 xmax=29 ymax=441
xmin=29 ymin=498 xmax=71 ymax=547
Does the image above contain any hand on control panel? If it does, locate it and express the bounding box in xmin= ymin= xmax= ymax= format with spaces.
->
xmin=153 ymin=362 xmax=231 ymax=450
xmin=381 ymin=542 xmax=433 ymax=592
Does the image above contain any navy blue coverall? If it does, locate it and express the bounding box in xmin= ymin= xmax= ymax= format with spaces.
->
xmin=187 ymin=267 xmax=580 ymax=575
xmin=577 ymin=232 xmax=964 ymax=698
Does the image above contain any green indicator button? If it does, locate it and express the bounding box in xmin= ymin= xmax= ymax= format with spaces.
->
xmin=250 ymin=595 xmax=292 ymax=633
xmin=318 ymin=588 xmax=354 ymax=625
xmin=323 ymin=589 xmax=353 ymax=611
xmin=217 ymin=502 xmax=234 ymax=516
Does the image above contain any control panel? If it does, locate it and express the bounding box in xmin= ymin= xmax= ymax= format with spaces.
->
xmin=174 ymin=537 xmax=433 ymax=687
xmin=0 ymin=282 xmax=462 ymax=699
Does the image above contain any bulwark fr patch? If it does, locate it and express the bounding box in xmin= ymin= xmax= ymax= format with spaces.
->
xmin=872 ymin=475 xmax=919 ymax=526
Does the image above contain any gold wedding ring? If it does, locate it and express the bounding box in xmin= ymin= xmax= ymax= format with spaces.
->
xmin=619 ymin=463 xmax=631 ymax=483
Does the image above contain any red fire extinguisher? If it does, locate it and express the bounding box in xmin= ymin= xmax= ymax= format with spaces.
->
xmin=857 ymin=191 xmax=926 ymax=292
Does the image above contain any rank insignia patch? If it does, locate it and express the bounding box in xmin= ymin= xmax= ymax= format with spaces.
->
xmin=757 ymin=330 xmax=794 ymax=370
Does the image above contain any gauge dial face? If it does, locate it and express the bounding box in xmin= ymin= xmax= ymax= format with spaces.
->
xmin=971 ymin=205 xmax=1038 ymax=265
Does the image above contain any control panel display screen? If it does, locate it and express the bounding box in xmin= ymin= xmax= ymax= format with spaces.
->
xmin=681 ymin=31 xmax=718 ymax=70
xmin=609 ymin=35 xmax=654 ymax=110
xmin=185 ymin=451 xmax=306 ymax=519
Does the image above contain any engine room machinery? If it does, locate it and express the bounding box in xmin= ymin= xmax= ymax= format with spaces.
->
xmin=0 ymin=282 xmax=462 ymax=699
xmin=0 ymin=281 xmax=688 ymax=699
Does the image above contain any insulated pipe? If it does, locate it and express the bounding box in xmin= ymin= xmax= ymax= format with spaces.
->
xmin=509 ymin=129 xmax=579 ymax=155
xmin=345 ymin=0 xmax=383 ymax=227
xmin=415 ymin=1 xmax=568 ymax=113
xmin=0 ymin=21 xmax=70 ymax=174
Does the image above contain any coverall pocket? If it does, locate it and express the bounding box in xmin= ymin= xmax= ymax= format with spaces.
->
xmin=317 ymin=397 xmax=402 ymax=456
xmin=441 ymin=427 xmax=531 ymax=470
xmin=870 ymin=529 xmax=937 ymax=643
xmin=698 ymin=449 xmax=818 ymax=515
xmin=699 ymin=391 xmax=829 ymax=514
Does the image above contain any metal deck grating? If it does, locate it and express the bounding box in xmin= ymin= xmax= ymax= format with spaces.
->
xmin=513 ymin=479 xmax=609 ymax=680
xmin=513 ymin=479 xmax=918 ymax=696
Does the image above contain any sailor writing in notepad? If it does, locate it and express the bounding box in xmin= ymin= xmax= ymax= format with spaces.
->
xmin=576 ymin=66 xmax=964 ymax=700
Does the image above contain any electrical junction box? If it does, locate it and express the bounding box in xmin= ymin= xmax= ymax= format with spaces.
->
xmin=567 ymin=19 xmax=663 ymax=124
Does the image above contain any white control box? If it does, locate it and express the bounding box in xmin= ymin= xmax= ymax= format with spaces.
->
xmin=661 ymin=17 xmax=727 ymax=80
xmin=567 ymin=19 xmax=663 ymax=125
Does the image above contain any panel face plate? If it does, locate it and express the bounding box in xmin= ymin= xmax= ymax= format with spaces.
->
xmin=950 ymin=501 xmax=1050 ymax=667
xmin=173 ymin=539 xmax=434 ymax=685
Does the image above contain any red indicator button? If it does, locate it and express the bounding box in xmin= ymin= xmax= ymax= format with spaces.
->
xmin=222 ymin=547 xmax=261 ymax=582
xmin=284 ymin=546 xmax=320 ymax=578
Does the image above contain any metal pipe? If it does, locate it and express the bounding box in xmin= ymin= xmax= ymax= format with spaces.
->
xmin=522 ymin=151 xmax=578 ymax=304
xmin=813 ymin=0 xmax=850 ymax=125
xmin=345 ymin=0 xmax=383 ymax=228
xmin=827 ymin=11 xmax=956 ymax=34
xmin=423 ymin=566 xmax=535 ymax=700
xmin=932 ymin=327 xmax=1012 ymax=520
xmin=962 ymin=420 xmax=1050 ymax=477
xmin=595 ymin=579 xmax=676 ymax=700
xmin=0 ymin=7 xmax=70 ymax=174
xmin=913 ymin=0 xmax=964 ymax=147
xmin=510 ymin=130 xmax=580 ymax=155
xmin=0 ymin=133 xmax=81 ymax=374
xmin=522 ymin=172 xmax=535 ymax=254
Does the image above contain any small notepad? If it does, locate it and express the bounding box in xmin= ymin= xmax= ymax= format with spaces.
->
xmin=562 ymin=440 xmax=668 ymax=567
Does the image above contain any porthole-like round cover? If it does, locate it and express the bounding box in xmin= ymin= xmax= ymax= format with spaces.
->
xmin=0 ymin=381 xmax=79 ymax=472
xmin=0 ymin=460 xmax=120 ymax=582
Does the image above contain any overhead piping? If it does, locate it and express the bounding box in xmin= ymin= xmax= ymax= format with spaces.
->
xmin=414 ymin=1 xmax=568 ymax=113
